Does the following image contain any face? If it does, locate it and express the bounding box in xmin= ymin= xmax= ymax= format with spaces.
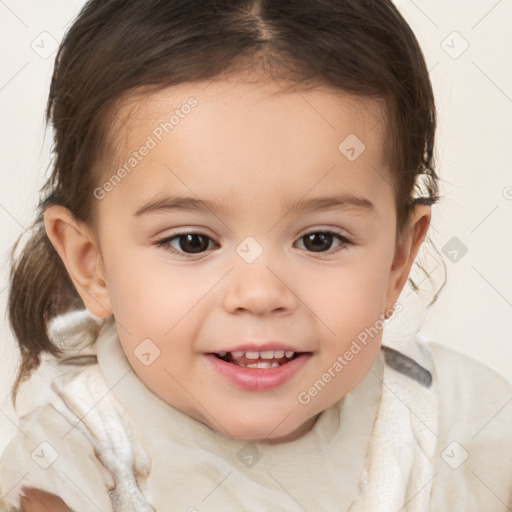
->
xmin=47 ymin=76 xmax=429 ymax=443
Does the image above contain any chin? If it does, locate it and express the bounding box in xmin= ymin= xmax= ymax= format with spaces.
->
xmin=219 ymin=418 xmax=310 ymax=444
xmin=225 ymin=425 xmax=281 ymax=442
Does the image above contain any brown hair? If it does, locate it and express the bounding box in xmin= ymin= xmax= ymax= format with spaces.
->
xmin=8 ymin=0 xmax=442 ymax=401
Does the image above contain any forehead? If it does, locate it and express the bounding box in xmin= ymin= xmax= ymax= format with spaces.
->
xmin=100 ymin=78 xmax=391 ymax=212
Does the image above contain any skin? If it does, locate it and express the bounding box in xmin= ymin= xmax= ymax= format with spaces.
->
xmin=19 ymin=488 xmax=71 ymax=511
xmin=44 ymin=75 xmax=431 ymax=452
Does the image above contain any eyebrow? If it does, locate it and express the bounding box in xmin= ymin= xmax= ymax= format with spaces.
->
xmin=133 ymin=193 xmax=376 ymax=217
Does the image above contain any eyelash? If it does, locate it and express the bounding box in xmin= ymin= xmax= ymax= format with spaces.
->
xmin=154 ymin=230 xmax=353 ymax=259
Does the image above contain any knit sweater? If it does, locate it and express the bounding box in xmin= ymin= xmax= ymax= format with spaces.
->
xmin=1 ymin=309 xmax=511 ymax=511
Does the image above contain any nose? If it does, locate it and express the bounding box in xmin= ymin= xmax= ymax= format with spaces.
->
xmin=222 ymin=257 xmax=298 ymax=316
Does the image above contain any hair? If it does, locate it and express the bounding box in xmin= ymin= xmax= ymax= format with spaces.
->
xmin=8 ymin=0 xmax=443 ymax=402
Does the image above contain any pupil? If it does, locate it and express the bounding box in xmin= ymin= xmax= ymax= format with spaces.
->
xmin=305 ymin=233 xmax=332 ymax=252
xmin=180 ymin=234 xmax=208 ymax=253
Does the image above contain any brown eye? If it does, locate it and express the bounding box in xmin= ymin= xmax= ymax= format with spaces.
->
xmin=156 ymin=232 xmax=215 ymax=257
xmin=302 ymin=232 xmax=334 ymax=252
xmin=297 ymin=231 xmax=352 ymax=254
xmin=177 ymin=233 xmax=210 ymax=253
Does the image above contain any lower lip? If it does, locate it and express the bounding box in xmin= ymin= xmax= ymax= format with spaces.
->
xmin=204 ymin=353 xmax=311 ymax=391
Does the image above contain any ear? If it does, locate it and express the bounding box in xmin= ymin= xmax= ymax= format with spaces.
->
xmin=43 ymin=205 xmax=113 ymax=318
xmin=385 ymin=204 xmax=431 ymax=310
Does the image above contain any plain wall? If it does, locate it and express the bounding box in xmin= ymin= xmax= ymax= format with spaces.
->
xmin=1 ymin=0 xmax=511 ymax=425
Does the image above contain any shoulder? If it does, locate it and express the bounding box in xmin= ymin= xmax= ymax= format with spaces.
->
xmin=0 ymin=391 xmax=114 ymax=512
xmin=396 ymin=337 xmax=512 ymax=433
xmin=0 ymin=310 xmax=114 ymax=511
xmin=425 ymin=340 xmax=512 ymax=508
xmin=383 ymin=335 xmax=512 ymax=406
xmin=426 ymin=339 xmax=512 ymax=419
xmin=379 ymin=337 xmax=512 ymax=507
xmin=426 ymin=340 xmax=512 ymax=451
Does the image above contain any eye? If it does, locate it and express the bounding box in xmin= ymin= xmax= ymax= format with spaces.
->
xmin=296 ymin=231 xmax=352 ymax=255
xmin=155 ymin=232 xmax=216 ymax=258
xmin=155 ymin=230 xmax=352 ymax=259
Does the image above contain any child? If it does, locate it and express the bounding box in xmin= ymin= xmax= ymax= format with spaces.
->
xmin=1 ymin=0 xmax=511 ymax=510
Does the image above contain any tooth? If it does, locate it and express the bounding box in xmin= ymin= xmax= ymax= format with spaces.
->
xmin=231 ymin=360 xmax=282 ymax=369
xmin=232 ymin=351 xmax=244 ymax=358
xmin=257 ymin=362 xmax=274 ymax=369
xmin=273 ymin=350 xmax=285 ymax=358
xmin=285 ymin=350 xmax=294 ymax=358
xmin=218 ymin=352 xmax=227 ymax=357
xmin=245 ymin=351 xmax=260 ymax=360
xmin=260 ymin=350 xmax=275 ymax=359
xmin=246 ymin=362 xmax=275 ymax=369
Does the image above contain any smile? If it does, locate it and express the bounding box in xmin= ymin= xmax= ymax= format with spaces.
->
xmin=214 ymin=349 xmax=300 ymax=368
xmin=205 ymin=351 xmax=312 ymax=390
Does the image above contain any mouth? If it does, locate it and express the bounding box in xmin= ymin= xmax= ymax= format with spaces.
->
xmin=205 ymin=350 xmax=312 ymax=390
xmin=210 ymin=350 xmax=303 ymax=369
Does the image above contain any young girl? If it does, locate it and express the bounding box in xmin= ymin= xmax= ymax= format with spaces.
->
xmin=1 ymin=0 xmax=511 ymax=510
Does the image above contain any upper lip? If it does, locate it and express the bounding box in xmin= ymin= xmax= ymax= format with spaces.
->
xmin=209 ymin=342 xmax=307 ymax=354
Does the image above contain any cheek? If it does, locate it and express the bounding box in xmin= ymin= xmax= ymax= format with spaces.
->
xmin=300 ymin=256 xmax=391 ymax=322
xmin=102 ymin=245 xmax=184 ymax=318
xmin=103 ymin=251 xmax=212 ymax=359
xmin=293 ymin=253 xmax=392 ymax=372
